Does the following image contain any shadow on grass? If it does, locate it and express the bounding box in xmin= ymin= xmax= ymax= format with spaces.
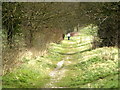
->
xmin=77 ymin=72 xmax=119 ymax=86
xmin=59 ymin=42 xmax=91 ymax=48
xmin=57 ymin=48 xmax=92 ymax=55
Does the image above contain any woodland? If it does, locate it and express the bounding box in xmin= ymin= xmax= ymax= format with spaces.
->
xmin=1 ymin=2 xmax=120 ymax=88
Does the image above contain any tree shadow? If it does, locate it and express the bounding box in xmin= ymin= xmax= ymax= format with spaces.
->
xmin=57 ymin=48 xmax=92 ymax=55
xmin=60 ymin=42 xmax=91 ymax=48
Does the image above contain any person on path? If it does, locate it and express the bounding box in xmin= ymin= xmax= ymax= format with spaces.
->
xmin=67 ymin=33 xmax=71 ymax=40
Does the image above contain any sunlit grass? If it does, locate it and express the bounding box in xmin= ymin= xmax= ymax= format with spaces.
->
xmin=80 ymin=74 xmax=118 ymax=88
xmin=3 ymin=53 xmax=56 ymax=88
xmin=2 ymin=65 xmax=50 ymax=88
xmin=2 ymin=28 xmax=119 ymax=88
xmin=54 ymin=33 xmax=118 ymax=88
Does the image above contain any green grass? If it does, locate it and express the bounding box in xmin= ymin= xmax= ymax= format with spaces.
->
xmin=2 ymin=53 xmax=56 ymax=88
xmin=3 ymin=65 xmax=50 ymax=88
xmin=3 ymin=61 xmax=50 ymax=88
xmin=80 ymin=74 xmax=119 ymax=88
xmin=2 ymin=26 xmax=119 ymax=88
xmin=54 ymin=32 xmax=118 ymax=88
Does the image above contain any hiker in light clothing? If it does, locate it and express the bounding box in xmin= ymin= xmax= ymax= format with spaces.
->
xmin=67 ymin=33 xmax=71 ymax=40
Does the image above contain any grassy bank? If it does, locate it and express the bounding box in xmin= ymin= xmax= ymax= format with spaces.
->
xmin=54 ymin=34 xmax=118 ymax=88
xmin=2 ymin=27 xmax=119 ymax=88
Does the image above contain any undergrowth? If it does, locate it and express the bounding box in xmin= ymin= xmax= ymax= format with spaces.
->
xmin=2 ymin=59 xmax=51 ymax=88
xmin=2 ymin=26 xmax=119 ymax=88
xmin=54 ymin=34 xmax=118 ymax=88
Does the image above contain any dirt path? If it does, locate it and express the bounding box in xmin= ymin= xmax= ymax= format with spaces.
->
xmin=44 ymin=56 xmax=72 ymax=88
xmin=43 ymin=35 xmax=92 ymax=88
